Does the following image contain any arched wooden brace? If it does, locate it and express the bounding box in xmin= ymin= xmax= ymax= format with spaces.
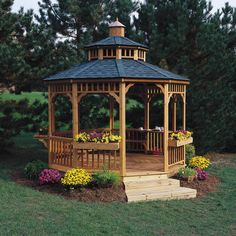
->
xmin=168 ymin=92 xmax=186 ymax=131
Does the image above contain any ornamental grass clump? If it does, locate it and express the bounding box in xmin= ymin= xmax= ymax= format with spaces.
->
xmin=93 ymin=169 xmax=121 ymax=188
xmin=189 ymin=156 xmax=211 ymax=169
xmin=178 ymin=167 xmax=196 ymax=178
xmin=61 ymin=168 xmax=92 ymax=189
xmin=24 ymin=160 xmax=48 ymax=180
xmin=38 ymin=169 xmax=61 ymax=185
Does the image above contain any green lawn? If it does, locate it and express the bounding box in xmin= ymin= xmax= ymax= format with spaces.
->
xmin=1 ymin=92 xmax=46 ymax=103
xmin=0 ymin=133 xmax=236 ymax=235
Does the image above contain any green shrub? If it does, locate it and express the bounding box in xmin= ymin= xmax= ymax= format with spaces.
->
xmin=93 ymin=169 xmax=121 ymax=187
xmin=178 ymin=167 xmax=196 ymax=178
xmin=185 ymin=144 xmax=196 ymax=165
xmin=24 ymin=160 xmax=47 ymax=179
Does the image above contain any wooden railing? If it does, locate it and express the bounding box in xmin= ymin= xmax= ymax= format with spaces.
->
xmin=48 ymin=135 xmax=119 ymax=172
xmin=168 ymin=146 xmax=185 ymax=166
xmin=73 ymin=149 xmax=119 ymax=171
xmin=125 ymin=128 xmax=164 ymax=154
xmin=47 ymin=132 xmax=184 ymax=173
xmin=49 ymin=136 xmax=73 ymax=170
xmin=146 ymin=130 xmax=164 ymax=153
xmin=51 ymin=128 xmax=164 ymax=154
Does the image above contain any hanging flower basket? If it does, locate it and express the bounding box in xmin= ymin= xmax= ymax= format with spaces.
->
xmin=168 ymin=130 xmax=193 ymax=147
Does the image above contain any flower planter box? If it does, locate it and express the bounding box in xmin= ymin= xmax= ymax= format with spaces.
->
xmin=182 ymin=175 xmax=196 ymax=183
xmin=73 ymin=142 xmax=120 ymax=151
xmin=168 ymin=137 xmax=193 ymax=147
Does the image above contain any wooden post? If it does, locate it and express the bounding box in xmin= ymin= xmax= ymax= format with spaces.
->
xmin=48 ymin=85 xmax=55 ymax=136
xmin=72 ymin=83 xmax=79 ymax=138
xmin=134 ymin=49 xmax=138 ymax=60
xmin=119 ymin=82 xmax=126 ymax=176
xmin=163 ymin=84 xmax=169 ymax=172
xmin=116 ymin=48 xmax=122 ymax=59
xmin=172 ymin=96 xmax=177 ymax=131
xmin=98 ymin=49 xmax=103 ymax=60
xmin=144 ymin=90 xmax=150 ymax=129
xmin=109 ymin=95 xmax=114 ymax=131
xmin=48 ymin=85 xmax=55 ymax=166
xmin=182 ymin=91 xmax=186 ymax=130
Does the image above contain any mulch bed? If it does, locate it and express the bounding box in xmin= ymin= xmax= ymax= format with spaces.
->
xmin=12 ymin=172 xmax=127 ymax=203
xmin=179 ymin=174 xmax=220 ymax=197
xmin=12 ymin=172 xmax=220 ymax=202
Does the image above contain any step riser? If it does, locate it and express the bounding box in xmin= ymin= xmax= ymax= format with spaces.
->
xmin=128 ymin=193 xmax=196 ymax=202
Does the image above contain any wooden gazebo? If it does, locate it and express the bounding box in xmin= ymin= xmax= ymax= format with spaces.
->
xmin=42 ymin=19 xmax=191 ymax=177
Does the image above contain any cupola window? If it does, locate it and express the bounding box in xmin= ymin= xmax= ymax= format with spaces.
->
xmin=90 ymin=49 xmax=98 ymax=59
xmin=103 ymin=48 xmax=116 ymax=58
xmin=121 ymin=49 xmax=134 ymax=59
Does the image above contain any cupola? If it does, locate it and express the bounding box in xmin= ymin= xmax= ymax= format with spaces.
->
xmin=85 ymin=19 xmax=148 ymax=61
xmin=109 ymin=18 xmax=125 ymax=37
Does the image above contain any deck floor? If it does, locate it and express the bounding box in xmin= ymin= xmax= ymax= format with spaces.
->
xmin=125 ymin=153 xmax=165 ymax=176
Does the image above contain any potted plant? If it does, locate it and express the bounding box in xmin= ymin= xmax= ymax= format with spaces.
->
xmin=168 ymin=130 xmax=193 ymax=147
xmin=74 ymin=131 xmax=121 ymax=150
xmin=178 ymin=167 xmax=196 ymax=183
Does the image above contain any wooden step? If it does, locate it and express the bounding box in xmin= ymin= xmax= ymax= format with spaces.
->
xmin=123 ymin=174 xmax=168 ymax=182
xmin=123 ymin=174 xmax=197 ymax=202
xmin=127 ymin=187 xmax=197 ymax=202
xmin=125 ymin=178 xmax=180 ymax=191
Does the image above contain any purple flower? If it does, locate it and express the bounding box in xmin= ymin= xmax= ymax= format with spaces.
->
xmin=89 ymin=131 xmax=102 ymax=139
xmin=38 ymin=169 xmax=61 ymax=185
xmin=195 ymin=168 xmax=208 ymax=180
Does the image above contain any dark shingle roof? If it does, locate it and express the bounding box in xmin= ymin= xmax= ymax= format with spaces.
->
xmin=45 ymin=59 xmax=189 ymax=81
xmin=85 ymin=36 xmax=148 ymax=49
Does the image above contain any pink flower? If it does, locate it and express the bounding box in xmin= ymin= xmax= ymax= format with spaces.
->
xmin=38 ymin=169 xmax=61 ymax=185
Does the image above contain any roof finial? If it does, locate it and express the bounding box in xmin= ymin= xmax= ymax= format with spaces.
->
xmin=109 ymin=18 xmax=125 ymax=37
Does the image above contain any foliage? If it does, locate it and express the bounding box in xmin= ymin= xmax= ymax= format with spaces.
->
xmin=24 ymin=160 xmax=48 ymax=179
xmin=185 ymin=144 xmax=196 ymax=165
xmin=195 ymin=168 xmax=208 ymax=180
xmin=38 ymin=169 xmax=61 ymax=185
xmin=189 ymin=156 xmax=211 ymax=169
xmin=170 ymin=130 xmax=192 ymax=140
xmin=178 ymin=167 xmax=196 ymax=178
xmin=61 ymin=168 xmax=92 ymax=188
xmin=93 ymin=169 xmax=121 ymax=187
xmin=75 ymin=131 xmax=121 ymax=143
xmin=0 ymin=98 xmax=47 ymax=150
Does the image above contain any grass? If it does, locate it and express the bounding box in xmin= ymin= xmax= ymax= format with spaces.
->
xmin=0 ymin=133 xmax=236 ymax=235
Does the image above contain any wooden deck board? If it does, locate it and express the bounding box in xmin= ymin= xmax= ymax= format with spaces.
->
xmin=125 ymin=153 xmax=165 ymax=176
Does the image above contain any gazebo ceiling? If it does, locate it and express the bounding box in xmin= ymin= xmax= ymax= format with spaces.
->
xmin=85 ymin=36 xmax=148 ymax=49
xmin=45 ymin=59 xmax=189 ymax=81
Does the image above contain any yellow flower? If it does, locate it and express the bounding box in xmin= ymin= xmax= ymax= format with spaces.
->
xmin=189 ymin=156 xmax=211 ymax=169
xmin=61 ymin=168 xmax=92 ymax=186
